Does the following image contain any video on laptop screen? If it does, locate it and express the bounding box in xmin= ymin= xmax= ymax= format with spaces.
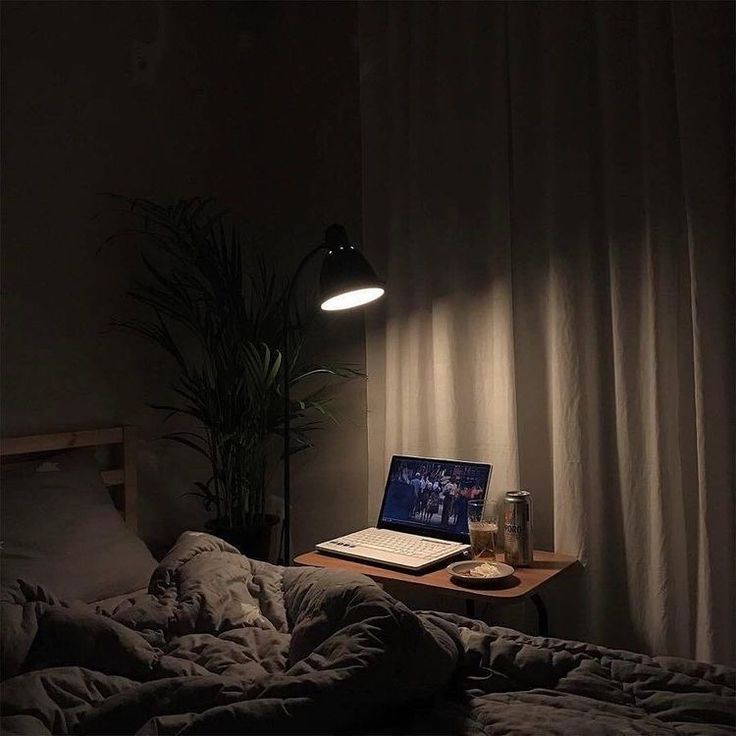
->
xmin=378 ymin=455 xmax=492 ymax=539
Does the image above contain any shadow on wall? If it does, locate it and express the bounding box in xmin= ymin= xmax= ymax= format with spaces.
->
xmin=0 ymin=0 xmax=367 ymax=553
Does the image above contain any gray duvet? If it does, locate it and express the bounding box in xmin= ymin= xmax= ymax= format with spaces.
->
xmin=1 ymin=532 xmax=733 ymax=735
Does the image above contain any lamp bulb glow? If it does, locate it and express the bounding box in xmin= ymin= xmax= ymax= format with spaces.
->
xmin=320 ymin=286 xmax=385 ymax=311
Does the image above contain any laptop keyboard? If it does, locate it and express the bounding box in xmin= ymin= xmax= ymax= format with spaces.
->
xmin=334 ymin=529 xmax=458 ymax=559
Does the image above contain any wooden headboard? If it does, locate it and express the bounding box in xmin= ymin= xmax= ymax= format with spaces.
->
xmin=0 ymin=426 xmax=138 ymax=533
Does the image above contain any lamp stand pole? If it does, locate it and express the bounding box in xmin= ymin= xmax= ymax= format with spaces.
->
xmin=279 ymin=244 xmax=328 ymax=565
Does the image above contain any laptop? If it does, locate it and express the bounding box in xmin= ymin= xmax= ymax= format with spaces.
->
xmin=316 ymin=454 xmax=493 ymax=571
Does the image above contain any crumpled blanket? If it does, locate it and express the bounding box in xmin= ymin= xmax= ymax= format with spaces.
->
xmin=390 ymin=614 xmax=736 ymax=735
xmin=2 ymin=532 xmax=734 ymax=735
xmin=1 ymin=532 xmax=460 ymax=735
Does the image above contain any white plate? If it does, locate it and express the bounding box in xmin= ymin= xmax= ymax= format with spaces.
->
xmin=447 ymin=559 xmax=515 ymax=585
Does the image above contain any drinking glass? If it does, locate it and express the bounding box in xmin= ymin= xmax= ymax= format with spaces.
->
xmin=468 ymin=499 xmax=498 ymax=559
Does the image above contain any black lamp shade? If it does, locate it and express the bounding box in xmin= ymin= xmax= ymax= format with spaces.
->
xmin=319 ymin=225 xmax=384 ymax=311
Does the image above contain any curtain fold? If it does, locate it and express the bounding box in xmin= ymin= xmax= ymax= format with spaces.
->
xmin=359 ymin=0 xmax=734 ymax=663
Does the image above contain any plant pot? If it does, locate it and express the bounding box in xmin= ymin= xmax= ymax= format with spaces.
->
xmin=206 ymin=514 xmax=280 ymax=562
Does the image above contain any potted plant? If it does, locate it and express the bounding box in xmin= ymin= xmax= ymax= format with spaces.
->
xmin=107 ymin=196 xmax=358 ymax=560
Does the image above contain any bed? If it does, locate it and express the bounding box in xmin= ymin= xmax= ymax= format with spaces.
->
xmin=1 ymin=428 xmax=734 ymax=735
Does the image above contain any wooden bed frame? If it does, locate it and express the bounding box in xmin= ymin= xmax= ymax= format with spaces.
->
xmin=0 ymin=427 xmax=138 ymax=533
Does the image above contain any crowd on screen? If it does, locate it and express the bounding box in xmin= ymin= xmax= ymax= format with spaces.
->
xmin=388 ymin=462 xmax=485 ymax=530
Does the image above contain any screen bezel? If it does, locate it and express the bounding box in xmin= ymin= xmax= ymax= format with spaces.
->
xmin=377 ymin=454 xmax=493 ymax=542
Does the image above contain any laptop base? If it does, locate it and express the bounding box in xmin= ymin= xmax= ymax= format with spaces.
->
xmin=316 ymin=529 xmax=469 ymax=572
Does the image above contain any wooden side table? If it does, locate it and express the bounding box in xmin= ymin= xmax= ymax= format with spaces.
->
xmin=293 ymin=550 xmax=579 ymax=636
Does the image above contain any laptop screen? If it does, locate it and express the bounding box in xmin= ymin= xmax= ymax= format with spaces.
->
xmin=377 ymin=455 xmax=493 ymax=542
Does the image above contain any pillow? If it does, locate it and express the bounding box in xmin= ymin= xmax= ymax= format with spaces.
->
xmin=1 ymin=449 xmax=157 ymax=602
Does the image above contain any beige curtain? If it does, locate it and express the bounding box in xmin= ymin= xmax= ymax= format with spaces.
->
xmin=359 ymin=1 xmax=734 ymax=664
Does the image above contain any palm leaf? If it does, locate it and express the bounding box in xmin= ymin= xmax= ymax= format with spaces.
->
xmin=106 ymin=195 xmax=365 ymax=527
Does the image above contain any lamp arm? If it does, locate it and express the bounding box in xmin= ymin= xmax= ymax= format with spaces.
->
xmin=279 ymin=243 xmax=328 ymax=565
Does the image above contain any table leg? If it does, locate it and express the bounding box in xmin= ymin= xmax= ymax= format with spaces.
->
xmin=530 ymin=593 xmax=548 ymax=636
xmin=465 ymin=599 xmax=476 ymax=618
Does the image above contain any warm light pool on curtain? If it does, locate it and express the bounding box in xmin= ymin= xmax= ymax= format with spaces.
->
xmin=359 ymin=1 xmax=734 ymax=663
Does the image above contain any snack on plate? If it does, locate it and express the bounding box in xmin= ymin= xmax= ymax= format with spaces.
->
xmin=468 ymin=562 xmax=500 ymax=577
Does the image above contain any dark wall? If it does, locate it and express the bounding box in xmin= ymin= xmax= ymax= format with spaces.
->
xmin=1 ymin=1 xmax=368 ymax=553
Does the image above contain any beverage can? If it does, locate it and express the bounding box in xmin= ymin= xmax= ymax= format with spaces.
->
xmin=503 ymin=490 xmax=533 ymax=566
